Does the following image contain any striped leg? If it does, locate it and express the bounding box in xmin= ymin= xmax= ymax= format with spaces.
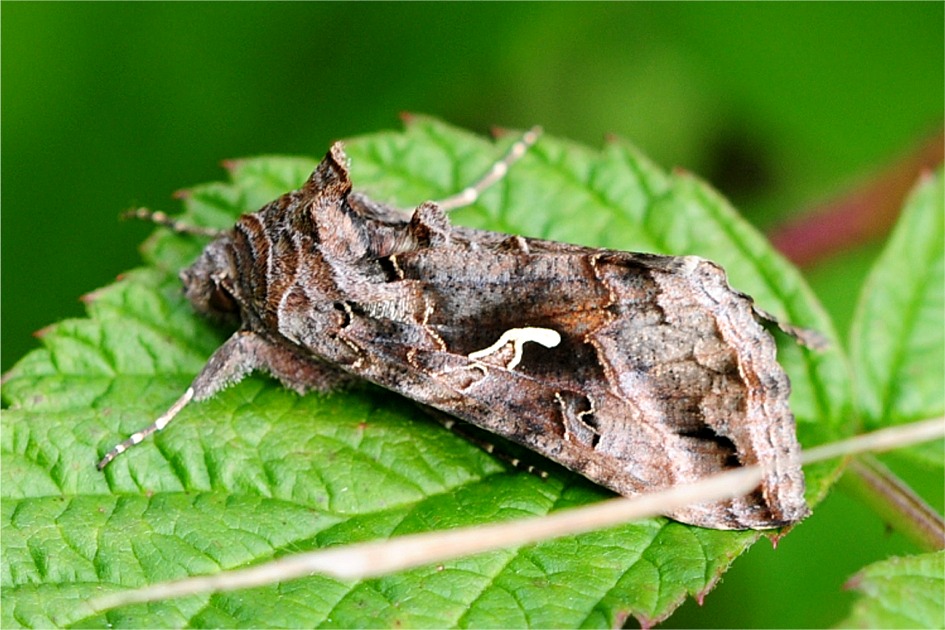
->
xmin=98 ymin=331 xmax=257 ymax=470
xmin=420 ymin=406 xmax=549 ymax=479
xmin=96 ymin=388 xmax=195 ymax=469
xmin=123 ymin=208 xmax=223 ymax=237
xmin=97 ymin=330 xmax=356 ymax=470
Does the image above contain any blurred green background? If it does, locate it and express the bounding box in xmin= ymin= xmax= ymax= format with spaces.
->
xmin=3 ymin=3 xmax=942 ymax=628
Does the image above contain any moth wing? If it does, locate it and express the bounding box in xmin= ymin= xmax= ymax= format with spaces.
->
xmin=336 ymin=240 xmax=808 ymax=529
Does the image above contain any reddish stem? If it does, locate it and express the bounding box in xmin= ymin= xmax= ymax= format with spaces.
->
xmin=769 ymin=132 xmax=944 ymax=267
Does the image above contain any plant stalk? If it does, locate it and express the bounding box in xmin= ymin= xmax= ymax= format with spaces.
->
xmin=840 ymin=453 xmax=945 ymax=551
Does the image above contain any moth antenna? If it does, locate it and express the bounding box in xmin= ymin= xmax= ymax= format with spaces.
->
xmin=435 ymin=126 xmax=543 ymax=212
xmin=96 ymin=387 xmax=195 ymax=470
xmin=123 ymin=208 xmax=223 ymax=238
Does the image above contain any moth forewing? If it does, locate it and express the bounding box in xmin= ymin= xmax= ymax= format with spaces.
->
xmin=339 ymin=240 xmax=808 ymax=530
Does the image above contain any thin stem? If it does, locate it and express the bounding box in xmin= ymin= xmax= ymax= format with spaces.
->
xmin=768 ymin=130 xmax=943 ymax=267
xmin=840 ymin=454 xmax=944 ymax=552
xmin=88 ymin=418 xmax=945 ymax=613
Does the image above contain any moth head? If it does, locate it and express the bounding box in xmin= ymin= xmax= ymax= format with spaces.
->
xmin=180 ymin=237 xmax=241 ymax=325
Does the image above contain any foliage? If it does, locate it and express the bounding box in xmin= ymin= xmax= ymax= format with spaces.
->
xmin=2 ymin=119 xmax=940 ymax=628
xmin=851 ymin=167 xmax=944 ymax=468
xmin=838 ymin=551 xmax=944 ymax=629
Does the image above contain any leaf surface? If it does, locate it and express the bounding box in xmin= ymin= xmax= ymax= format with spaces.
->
xmin=850 ymin=166 xmax=944 ymax=468
xmin=1 ymin=118 xmax=851 ymax=628
xmin=838 ymin=551 xmax=945 ymax=629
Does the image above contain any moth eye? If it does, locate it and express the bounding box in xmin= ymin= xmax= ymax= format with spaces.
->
xmin=209 ymin=281 xmax=238 ymax=314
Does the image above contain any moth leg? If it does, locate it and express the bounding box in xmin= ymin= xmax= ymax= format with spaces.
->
xmin=252 ymin=337 xmax=358 ymax=395
xmin=434 ymin=126 xmax=542 ymax=212
xmin=420 ymin=407 xmax=549 ymax=480
xmin=123 ymin=208 xmax=223 ymax=238
xmin=97 ymin=331 xmax=254 ymax=469
xmin=97 ymin=330 xmax=335 ymax=470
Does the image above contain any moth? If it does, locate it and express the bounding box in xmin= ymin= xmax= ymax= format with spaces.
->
xmin=99 ymin=128 xmax=815 ymax=530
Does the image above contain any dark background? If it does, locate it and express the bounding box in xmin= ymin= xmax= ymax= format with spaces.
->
xmin=3 ymin=4 xmax=942 ymax=627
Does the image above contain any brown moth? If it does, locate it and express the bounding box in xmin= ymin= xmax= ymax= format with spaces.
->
xmin=99 ymin=129 xmax=814 ymax=530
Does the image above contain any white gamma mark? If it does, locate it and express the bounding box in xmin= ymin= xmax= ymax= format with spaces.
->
xmin=468 ymin=327 xmax=562 ymax=370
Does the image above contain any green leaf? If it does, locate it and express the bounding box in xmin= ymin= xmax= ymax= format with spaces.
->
xmin=1 ymin=117 xmax=852 ymax=628
xmin=850 ymin=167 xmax=944 ymax=468
xmin=837 ymin=551 xmax=945 ymax=629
